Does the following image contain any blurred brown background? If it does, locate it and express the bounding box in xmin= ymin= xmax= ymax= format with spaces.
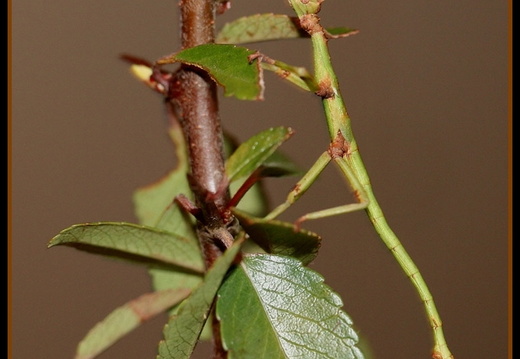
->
xmin=10 ymin=1 xmax=510 ymax=358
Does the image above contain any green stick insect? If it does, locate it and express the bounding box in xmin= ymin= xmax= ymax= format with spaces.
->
xmin=272 ymin=2 xmax=453 ymax=359
xmin=280 ymin=0 xmax=453 ymax=359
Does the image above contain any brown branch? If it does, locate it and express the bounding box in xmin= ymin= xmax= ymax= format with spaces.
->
xmin=168 ymin=1 xmax=235 ymax=357
xmin=177 ymin=0 xmax=226 ymax=208
xmin=170 ymin=0 xmax=232 ymax=263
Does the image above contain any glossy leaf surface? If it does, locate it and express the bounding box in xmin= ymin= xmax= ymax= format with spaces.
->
xmin=217 ymin=254 xmax=365 ymax=359
xmin=225 ymin=126 xmax=294 ymax=183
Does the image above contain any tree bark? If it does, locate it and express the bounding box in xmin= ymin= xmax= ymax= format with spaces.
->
xmin=168 ymin=1 xmax=233 ymax=357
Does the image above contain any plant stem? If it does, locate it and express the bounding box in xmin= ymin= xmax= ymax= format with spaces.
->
xmin=169 ymin=1 xmax=231 ymax=357
xmin=170 ymin=0 xmax=231 ymax=265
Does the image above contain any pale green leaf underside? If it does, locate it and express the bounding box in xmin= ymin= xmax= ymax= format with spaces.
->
xmin=225 ymin=126 xmax=293 ymax=183
xmin=133 ymin=124 xmax=195 ymax=239
xmin=217 ymin=13 xmax=358 ymax=44
xmin=48 ymin=222 xmax=204 ymax=273
xmin=157 ymin=238 xmax=244 ymax=359
xmin=148 ymin=269 xmax=212 ymax=343
xmin=75 ymin=288 xmax=191 ymax=359
xmin=132 ymin=124 xmax=204 ymax=302
xmin=217 ymin=14 xmax=304 ymax=44
xmin=157 ymin=44 xmax=262 ymax=100
xmin=217 ymin=254 xmax=365 ymax=359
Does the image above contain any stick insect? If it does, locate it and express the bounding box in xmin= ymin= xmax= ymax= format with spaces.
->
xmin=259 ymin=2 xmax=455 ymax=358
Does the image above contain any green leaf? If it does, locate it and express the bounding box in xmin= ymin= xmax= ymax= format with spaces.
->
xmin=325 ymin=27 xmax=359 ymax=38
xmin=225 ymin=126 xmax=294 ymax=183
xmin=156 ymin=238 xmax=244 ymax=359
xmin=216 ymin=14 xmax=358 ymax=44
xmin=133 ymin=124 xmax=194 ymax=235
xmin=132 ymin=123 xmax=203 ymax=298
xmin=75 ymin=288 xmax=191 ymax=359
xmin=232 ymin=209 xmax=321 ymax=265
xmin=152 ymin=200 xmax=197 ymax=245
xmin=157 ymin=44 xmax=263 ymax=100
xmin=217 ymin=14 xmax=305 ymax=44
xmin=224 ymin=132 xmax=269 ymax=218
xmin=48 ymin=222 xmax=204 ymax=273
xmin=217 ymin=254 xmax=365 ymax=359
xmin=133 ymin=166 xmax=191 ymax=231
xmin=148 ymin=269 xmax=202 ymax=298
xmin=259 ymin=150 xmax=303 ymax=178
xmin=147 ymin=269 xmax=212 ymax=340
